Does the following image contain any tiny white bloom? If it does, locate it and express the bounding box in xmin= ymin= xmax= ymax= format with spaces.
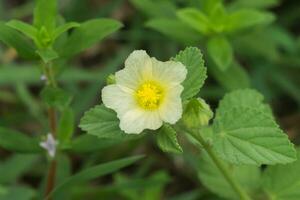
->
xmin=40 ymin=74 xmax=47 ymax=81
xmin=102 ymin=50 xmax=187 ymax=134
xmin=40 ymin=133 xmax=58 ymax=158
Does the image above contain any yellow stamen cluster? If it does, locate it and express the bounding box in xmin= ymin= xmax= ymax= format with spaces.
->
xmin=136 ymin=82 xmax=164 ymax=110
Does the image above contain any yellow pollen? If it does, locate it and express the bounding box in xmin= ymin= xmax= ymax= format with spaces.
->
xmin=136 ymin=82 xmax=164 ymax=110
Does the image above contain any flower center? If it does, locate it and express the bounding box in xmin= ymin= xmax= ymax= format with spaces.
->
xmin=136 ymin=81 xmax=164 ymax=110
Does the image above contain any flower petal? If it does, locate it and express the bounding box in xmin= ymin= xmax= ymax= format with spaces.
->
xmin=152 ymin=58 xmax=187 ymax=87
xmin=120 ymin=109 xmax=162 ymax=134
xmin=116 ymin=50 xmax=152 ymax=90
xmin=159 ymin=85 xmax=184 ymax=124
xmin=102 ymin=85 xmax=136 ymax=118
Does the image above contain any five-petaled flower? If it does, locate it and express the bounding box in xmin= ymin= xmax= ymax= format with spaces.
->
xmin=102 ymin=50 xmax=187 ymax=134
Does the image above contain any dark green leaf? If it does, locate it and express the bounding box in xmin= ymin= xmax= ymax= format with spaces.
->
xmin=40 ymin=86 xmax=72 ymax=110
xmin=0 ymin=127 xmax=42 ymax=153
xmin=58 ymin=108 xmax=75 ymax=144
xmin=156 ymin=124 xmax=182 ymax=154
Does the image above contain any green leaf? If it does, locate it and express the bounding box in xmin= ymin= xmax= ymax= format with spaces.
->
xmin=176 ymin=8 xmax=211 ymax=35
xmin=58 ymin=108 xmax=75 ymax=144
xmin=262 ymin=149 xmax=300 ymax=200
xmin=52 ymin=22 xmax=80 ymax=40
xmin=0 ymin=22 xmax=37 ymax=59
xmin=197 ymin=151 xmax=261 ymax=199
xmin=0 ymin=186 xmax=35 ymax=200
xmin=36 ymin=48 xmax=58 ymax=63
xmin=6 ymin=20 xmax=38 ymax=41
xmin=213 ymin=106 xmax=296 ymax=165
xmin=210 ymin=60 xmax=250 ymax=91
xmin=0 ymin=154 xmax=38 ymax=184
xmin=156 ymin=124 xmax=182 ymax=154
xmin=40 ymin=86 xmax=72 ymax=110
xmin=80 ymin=105 xmax=142 ymax=140
xmin=33 ymin=0 xmax=57 ymax=32
xmin=173 ymin=47 xmax=207 ymax=100
xmin=70 ymin=135 xmax=119 ymax=153
xmin=216 ymin=89 xmax=273 ymax=117
xmin=0 ymin=127 xmax=42 ymax=153
xmin=59 ymin=19 xmax=122 ymax=57
xmin=146 ymin=19 xmax=200 ymax=45
xmin=207 ymin=36 xmax=233 ymax=71
xmin=226 ymin=9 xmax=275 ymax=32
xmin=46 ymin=155 xmax=143 ymax=198
xmin=129 ymin=0 xmax=176 ymax=18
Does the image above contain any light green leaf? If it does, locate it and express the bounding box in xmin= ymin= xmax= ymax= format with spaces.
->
xmin=0 ymin=186 xmax=35 ymax=200
xmin=36 ymin=48 xmax=58 ymax=63
xmin=176 ymin=8 xmax=211 ymax=35
xmin=173 ymin=47 xmax=207 ymax=100
xmin=52 ymin=22 xmax=80 ymax=40
xmin=216 ymin=89 xmax=273 ymax=117
xmin=70 ymin=135 xmax=119 ymax=153
xmin=226 ymin=9 xmax=275 ymax=32
xmin=0 ymin=127 xmax=42 ymax=153
xmin=197 ymin=151 xmax=261 ymax=199
xmin=208 ymin=36 xmax=233 ymax=71
xmin=210 ymin=61 xmax=250 ymax=91
xmin=0 ymin=22 xmax=37 ymax=59
xmin=6 ymin=20 xmax=38 ymax=41
xmin=59 ymin=19 xmax=122 ymax=57
xmin=40 ymin=86 xmax=72 ymax=110
xmin=156 ymin=124 xmax=182 ymax=154
xmin=46 ymin=155 xmax=143 ymax=198
xmin=58 ymin=107 xmax=74 ymax=144
xmin=146 ymin=19 xmax=200 ymax=45
xmin=79 ymin=105 xmax=142 ymax=140
xmin=33 ymin=0 xmax=57 ymax=32
xmin=262 ymin=149 xmax=300 ymax=200
xmin=213 ymin=106 xmax=296 ymax=165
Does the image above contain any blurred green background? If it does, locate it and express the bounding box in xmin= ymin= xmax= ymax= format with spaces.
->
xmin=0 ymin=0 xmax=299 ymax=199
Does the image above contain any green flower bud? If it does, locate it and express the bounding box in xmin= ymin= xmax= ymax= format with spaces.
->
xmin=182 ymin=98 xmax=213 ymax=129
xmin=106 ymin=74 xmax=116 ymax=85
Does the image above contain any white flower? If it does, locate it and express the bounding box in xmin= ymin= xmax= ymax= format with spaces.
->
xmin=102 ymin=50 xmax=187 ymax=134
xmin=40 ymin=133 xmax=58 ymax=158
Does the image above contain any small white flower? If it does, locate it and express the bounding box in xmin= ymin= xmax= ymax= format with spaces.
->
xmin=40 ymin=74 xmax=47 ymax=81
xmin=40 ymin=133 xmax=58 ymax=158
xmin=102 ymin=50 xmax=187 ymax=134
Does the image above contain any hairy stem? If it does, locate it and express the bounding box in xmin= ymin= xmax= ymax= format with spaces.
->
xmin=43 ymin=61 xmax=58 ymax=200
xmin=189 ymin=129 xmax=252 ymax=200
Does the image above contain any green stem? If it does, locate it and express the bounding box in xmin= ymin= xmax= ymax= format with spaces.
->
xmin=189 ymin=129 xmax=252 ymax=200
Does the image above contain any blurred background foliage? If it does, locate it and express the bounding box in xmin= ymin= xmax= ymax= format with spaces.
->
xmin=0 ymin=0 xmax=299 ymax=199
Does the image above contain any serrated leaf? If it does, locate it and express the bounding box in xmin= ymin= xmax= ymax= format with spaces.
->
xmin=0 ymin=127 xmax=42 ymax=153
xmin=213 ymin=107 xmax=296 ymax=165
xmin=262 ymin=149 xmax=300 ymax=200
xmin=46 ymin=155 xmax=143 ymax=198
xmin=79 ymin=105 xmax=142 ymax=140
xmin=0 ymin=22 xmax=37 ymax=59
xmin=146 ymin=19 xmax=200 ymax=45
xmin=197 ymin=151 xmax=260 ymax=199
xmin=156 ymin=124 xmax=182 ymax=154
xmin=173 ymin=47 xmax=207 ymax=100
xmin=216 ymin=89 xmax=273 ymax=117
xmin=208 ymin=36 xmax=233 ymax=71
xmin=40 ymin=86 xmax=72 ymax=110
xmin=176 ymin=8 xmax=211 ymax=35
xmin=59 ymin=19 xmax=122 ymax=57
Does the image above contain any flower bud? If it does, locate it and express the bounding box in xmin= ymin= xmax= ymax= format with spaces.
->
xmin=182 ymin=98 xmax=213 ymax=129
xmin=106 ymin=74 xmax=116 ymax=85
